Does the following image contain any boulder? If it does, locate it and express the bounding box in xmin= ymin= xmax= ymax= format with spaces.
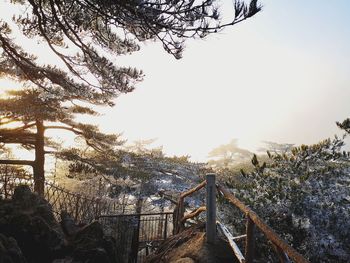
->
xmin=0 ymin=233 xmax=27 ymax=263
xmin=0 ymin=185 xmax=65 ymax=263
xmin=0 ymin=186 xmax=119 ymax=263
xmin=70 ymin=221 xmax=117 ymax=263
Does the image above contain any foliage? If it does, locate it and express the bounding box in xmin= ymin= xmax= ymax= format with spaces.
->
xmin=337 ymin=118 xmax=350 ymax=135
xmin=0 ymin=0 xmax=261 ymax=104
xmin=208 ymin=139 xmax=253 ymax=169
xmin=0 ymin=89 xmax=123 ymax=151
xmin=0 ymin=88 xmax=125 ymax=194
xmin=125 ymin=139 xmax=164 ymax=158
xmin=257 ymin=141 xmax=294 ymax=154
xmin=222 ymin=136 xmax=350 ymax=262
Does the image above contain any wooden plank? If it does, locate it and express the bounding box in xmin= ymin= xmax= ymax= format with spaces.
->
xmin=217 ymin=222 xmax=245 ymax=263
xmin=231 ymin=234 xmax=247 ymax=241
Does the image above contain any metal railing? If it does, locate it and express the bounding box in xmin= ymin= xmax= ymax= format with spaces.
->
xmin=97 ymin=212 xmax=174 ymax=263
xmin=0 ymin=166 xmax=131 ymax=223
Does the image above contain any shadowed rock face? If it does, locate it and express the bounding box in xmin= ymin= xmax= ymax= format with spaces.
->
xmin=0 ymin=185 xmax=118 ymax=263
xmin=0 ymin=233 xmax=27 ymax=263
xmin=0 ymin=185 xmax=65 ymax=262
xmin=69 ymin=221 xmax=117 ymax=263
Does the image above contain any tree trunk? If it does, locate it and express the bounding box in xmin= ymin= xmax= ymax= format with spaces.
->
xmin=33 ymin=119 xmax=45 ymax=196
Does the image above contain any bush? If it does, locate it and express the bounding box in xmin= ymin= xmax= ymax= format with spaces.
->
xmin=220 ymin=137 xmax=350 ymax=262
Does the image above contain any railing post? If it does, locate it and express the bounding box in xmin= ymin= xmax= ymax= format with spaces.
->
xmin=206 ymin=173 xmax=216 ymax=244
xmin=245 ymin=215 xmax=256 ymax=263
xmin=163 ymin=213 xmax=168 ymax=240
xmin=4 ymin=165 xmax=8 ymax=199
xmin=74 ymin=194 xmax=81 ymax=222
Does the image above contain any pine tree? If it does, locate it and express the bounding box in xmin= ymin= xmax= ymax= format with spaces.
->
xmin=0 ymin=0 xmax=261 ymax=195
xmin=208 ymin=139 xmax=253 ymax=168
xmin=0 ymin=89 xmax=124 ymax=195
xmin=0 ymin=1 xmax=261 ymax=104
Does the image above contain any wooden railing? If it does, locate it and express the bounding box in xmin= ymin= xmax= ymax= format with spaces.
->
xmin=174 ymin=174 xmax=309 ymax=263
xmin=217 ymin=185 xmax=309 ymax=263
xmin=173 ymin=180 xmax=206 ymax=234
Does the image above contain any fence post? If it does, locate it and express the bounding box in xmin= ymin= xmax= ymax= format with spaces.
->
xmin=4 ymin=165 xmax=8 ymax=199
xmin=163 ymin=213 xmax=168 ymax=240
xmin=206 ymin=173 xmax=216 ymax=244
xmin=245 ymin=215 xmax=256 ymax=263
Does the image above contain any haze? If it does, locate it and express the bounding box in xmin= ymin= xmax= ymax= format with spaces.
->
xmin=1 ymin=0 xmax=350 ymax=162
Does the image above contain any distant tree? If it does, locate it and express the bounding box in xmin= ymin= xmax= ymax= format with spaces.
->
xmin=258 ymin=140 xmax=294 ymax=155
xmin=0 ymin=89 xmax=123 ymax=195
xmin=0 ymin=0 xmax=261 ymax=103
xmin=126 ymin=139 xmax=164 ymax=158
xmin=0 ymin=144 xmax=12 ymax=158
xmin=208 ymin=139 xmax=253 ymax=168
xmin=0 ymin=0 xmax=262 ymax=195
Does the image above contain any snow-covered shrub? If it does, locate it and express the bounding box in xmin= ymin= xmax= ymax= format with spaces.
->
xmin=222 ymin=136 xmax=350 ymax=262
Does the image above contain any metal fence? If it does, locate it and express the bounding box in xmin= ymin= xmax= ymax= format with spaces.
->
xmin=0 ymin=165 xmax=132 ymax=223
xmin=0 ymin=165 xmax=174 ymax=262
xmin=98 ymin=212 xmax=174 ymax=263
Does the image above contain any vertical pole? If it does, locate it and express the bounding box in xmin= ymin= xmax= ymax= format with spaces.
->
xmin=130 ymin=197 xmax=142 ymax=263
xmin=163 ymin=213 xmax=168 ymax=240
xmin=206 ymin=173 xmax=216 ymax=244
xmin=4 ymin=165 xmax=8 ymax=199
xmin=75 ymin=195 xmax=81 ymax=222
xmin=245 ymin=216 xmax=256 ymax=263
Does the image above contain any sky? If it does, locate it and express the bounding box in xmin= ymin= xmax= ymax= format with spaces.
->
xmin=1 ymin=1 xmax=350 ymax=162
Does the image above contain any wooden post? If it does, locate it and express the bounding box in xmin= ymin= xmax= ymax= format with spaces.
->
xmin=206 ymin=173 xmax=216 ymax=244
xmin=245 ymin=216 xmax=256 ymax=263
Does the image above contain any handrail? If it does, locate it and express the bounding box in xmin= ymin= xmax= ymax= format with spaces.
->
xmin=173 ymin=180 xmax=206 ymax=234
xmin=217 ymin=184 xmax=309 ymax=263
xmin=180 ymin=180 xmax=206 ymax=199
xmin=97 ymin=212 xmax=174 ymax=218
xmin=173 ymin=179 xmax=309 ymax=263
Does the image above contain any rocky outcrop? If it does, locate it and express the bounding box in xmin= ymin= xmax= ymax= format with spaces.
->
xmin=0 ymin=233 xmax=27 ymax=263
xmin=0 ymin=185 xmax=118 ymax=263
xmin=145 ymin=224 xmax=238 ymax=263
xmin=0 ymin=185 xmax=65 ymax=262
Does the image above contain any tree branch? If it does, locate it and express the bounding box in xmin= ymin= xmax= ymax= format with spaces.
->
xmin=0 ymin=159 xmax=35 ymax=166
xmin=44 ymin=125 xmax=83 ymax=135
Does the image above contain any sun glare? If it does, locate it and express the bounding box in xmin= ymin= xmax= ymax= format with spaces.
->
xmin=0 ymin=78 xmax=22 ymax=97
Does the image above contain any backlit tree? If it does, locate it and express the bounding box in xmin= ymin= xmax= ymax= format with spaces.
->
xmin=0 ymin=89 xmax=124 ymax=195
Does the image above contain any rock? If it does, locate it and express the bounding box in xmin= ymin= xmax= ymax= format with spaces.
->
xmin=145 ymin=224 xmax=238 ymax=263
xmin=0 ymin=186 xmax=119 ymax=263
xmin=60 ymin=211 xmax=80 ymax=237
xmin=170 ymin=258 xmax=195 ymax=263
xmin=0 ymin=233 xmax=27 ymax=263
xmin=0 ymin=185 xmax=65 ymax=263
xmin=70 ymin=221 xmax=117 ymax=263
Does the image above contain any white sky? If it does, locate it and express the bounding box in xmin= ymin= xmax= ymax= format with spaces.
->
xmin=96 ymin=0 xmax=350 ymax=161
xmin=1 ymin=0 xmax=350 ymax=162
